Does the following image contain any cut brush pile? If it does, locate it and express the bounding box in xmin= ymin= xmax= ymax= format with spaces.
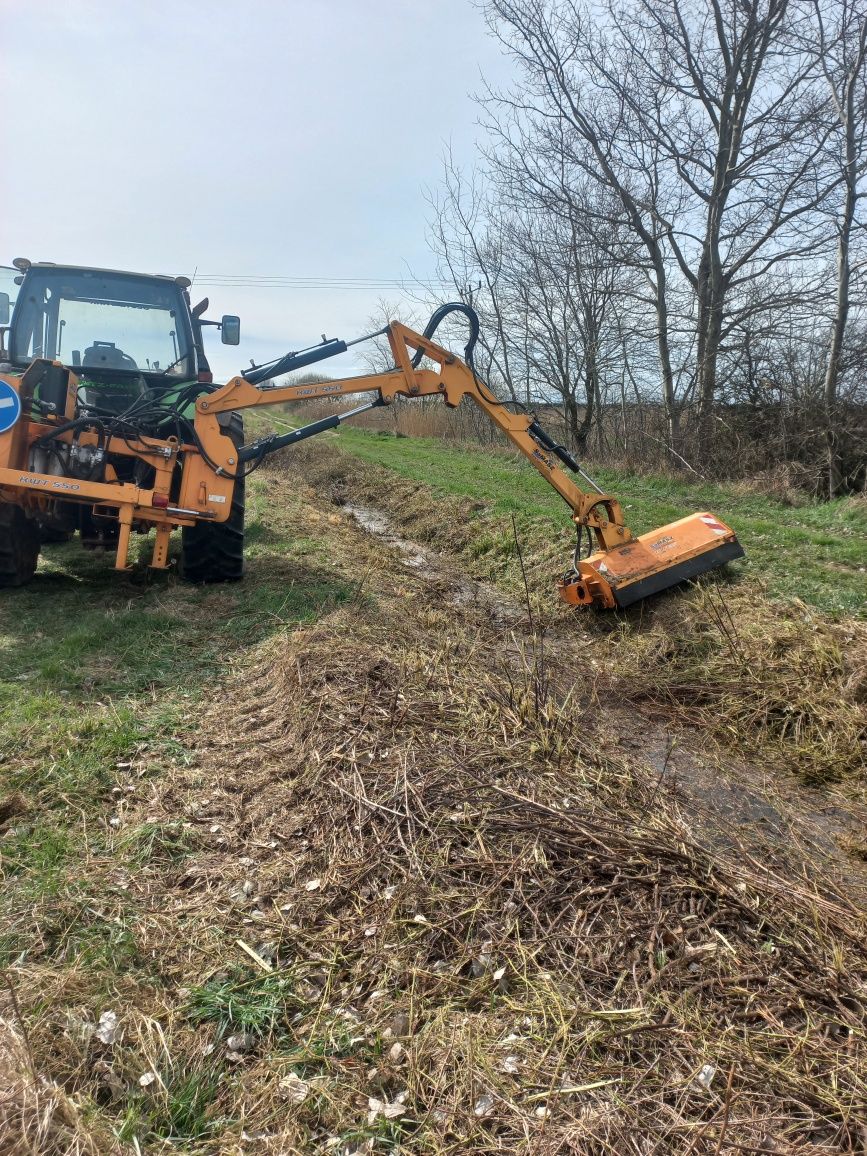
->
xmin=282 ymin=438 xmax=867 ymax=789
xmin=126 ymin=593 xmax=865 ymax=1153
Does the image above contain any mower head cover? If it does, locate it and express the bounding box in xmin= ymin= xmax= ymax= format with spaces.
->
xmin=559 ymin=512 xmax=745 ymax=609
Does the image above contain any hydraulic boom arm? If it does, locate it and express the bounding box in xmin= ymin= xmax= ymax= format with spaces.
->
xmin=0 ymin=277 xmax=742 ymax=603
xmin=194 ymin=319 xmax=633 ymax=554
xmin=192 ymin=309 xmax=743 ymax=609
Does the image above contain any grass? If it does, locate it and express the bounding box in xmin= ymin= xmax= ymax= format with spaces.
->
xmin=331 ymin=426 xmax=867 ymax=616
xmin=118 ymin=820 xmax=197 ymax=867
xmin=1 ymin=426 xmax=865 ymax=1154
xmin=0 ymin=470 xmax=357 ymax=1149
xmin=117 ymin=1061 xmax=223 ymax=1145
xmin=0 ymin=473 xmax=354 ymax=960
xmin=137 ymin=590 xmax=865 ymax=1152
xmin=280 ymin=426 xmax=866 ymax=785
xmin=187 ymin=968 xmax=303 ymax=1038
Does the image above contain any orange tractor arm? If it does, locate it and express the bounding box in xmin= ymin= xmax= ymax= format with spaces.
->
xmin=195 ymin=319 xmax=632 ymax=555
xmin=193 ymin=310 xmax=744 ymax=609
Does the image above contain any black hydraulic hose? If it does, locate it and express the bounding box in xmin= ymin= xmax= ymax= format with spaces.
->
xmin=30 ymin=416 xmax=94 ymax=447
xmin=408 ymin=301 xmax=531 ymax=417
xmin=527 ymin=420 xmax=582 ymax=473
xmin=411 ymin=301 xmax=480 ymax=370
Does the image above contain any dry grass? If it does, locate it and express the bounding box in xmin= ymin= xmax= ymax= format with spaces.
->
xmin=0 ymin=1009 xmax=120 ymax=1156
xmin=729 ymin=463 xmax=818 ymax=507
xmin=285 ymin=439 xmax=867 ymax=789
xmin=609 ymin=588 xmax=867 ymax=784
xmin=3 ymin=454 xmax=865 ymax=1154
xmin=126 ymin=592 xmax=867 ymax=1152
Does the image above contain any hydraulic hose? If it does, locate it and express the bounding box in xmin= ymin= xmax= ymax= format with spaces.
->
xmin=30 ymin=416 xmax=101 ymax=448
xmin=410 ymin=302 xmax=480 ymax=370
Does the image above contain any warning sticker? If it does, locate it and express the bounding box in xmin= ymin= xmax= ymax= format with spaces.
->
xmin=699 ymin=514 xmax=728 ymax=536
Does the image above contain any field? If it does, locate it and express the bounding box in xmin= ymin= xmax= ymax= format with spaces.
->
xmin=1 ymin=424 xmax=866 ymax=1154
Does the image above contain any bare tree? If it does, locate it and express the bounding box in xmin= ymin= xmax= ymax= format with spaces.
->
xmin=502 ymin=188 xmax=630 ymax=450
xmin=357 ymin=298 xmax=422 ymax=374
xmin=481 ymin=0 xmax=834 ymax=460
xmin=808 ymin=0 xmax=867 ymax=493
xmin=427 ymin=149 xmax=528 ymax=404
xmin=478 ymin=2 xmax=688 ymax=451
xmin=429 ymin=146 xmax=639 ymax=452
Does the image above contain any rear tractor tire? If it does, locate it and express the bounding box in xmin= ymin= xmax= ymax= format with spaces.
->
xmin=180 ymin=413 xmax=245 ymax=584
xmin=0 ymin=505 xmax=41 ymax=588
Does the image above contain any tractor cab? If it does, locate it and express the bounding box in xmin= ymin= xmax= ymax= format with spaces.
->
xmin=3 ymin=260 xmax=240 ymax=406
xmin=0 ymin=259 xmax=245 ymax=573
xmin=8 ymin=263 xmax=198 ymax=380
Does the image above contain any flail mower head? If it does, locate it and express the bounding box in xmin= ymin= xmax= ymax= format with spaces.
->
xmin=558 ymin=511 xmax=744 ymax=610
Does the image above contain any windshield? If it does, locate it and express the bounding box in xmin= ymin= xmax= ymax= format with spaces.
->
xmin=9 ymin=267 xmax=194 ymax=378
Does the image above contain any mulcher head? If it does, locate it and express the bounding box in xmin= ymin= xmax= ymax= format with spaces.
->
xmin=559 ymin=512 xmax=745 ymax=610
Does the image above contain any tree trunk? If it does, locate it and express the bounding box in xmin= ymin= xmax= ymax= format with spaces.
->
xmin=653 ymin=257 xmax=682 ymax=460
xmin=825 ymin=212 xmax=851 ymax=496
xmin=696 ymin=282 xmax=724 ymax=464
xmin=695 ymin=198 xmax=726 ymax=463
xmin=575 ymin=332 xmax=598 ymax=451
xmin=822 ymin=28 xmax=864 ymax=498
xmin=564 ymin=392 xmax=580 ymax=451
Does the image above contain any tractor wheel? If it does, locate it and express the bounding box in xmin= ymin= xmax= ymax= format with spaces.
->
xmin=0 ymin=505 xmax=41 ymax=588
xmin=180 ymin=413 xmax=245 ymax=584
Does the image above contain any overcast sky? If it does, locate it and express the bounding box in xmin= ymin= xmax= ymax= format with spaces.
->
xmin=1 ymin=0 xmax=512 ymax=378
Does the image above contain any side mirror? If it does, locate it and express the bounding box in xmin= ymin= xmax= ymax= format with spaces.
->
xmin=221 ymin=315 xmax=240 ymax=345
xmin=0 ymin=293 xmax=9 ymax=326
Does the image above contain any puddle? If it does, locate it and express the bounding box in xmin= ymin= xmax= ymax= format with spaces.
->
xmin=345 ymin=505 xmax=390 ymax=538
xmin=345 ymin=504 xmax=429 ymax=569
xmin=344 ymin=503 xmax=520 ymax=618
xmin=634 ymin=726 xmax=867 ymax=903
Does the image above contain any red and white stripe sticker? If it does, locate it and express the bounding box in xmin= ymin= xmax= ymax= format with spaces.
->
xmin=699 ymin=514 xmax=728 ymax=536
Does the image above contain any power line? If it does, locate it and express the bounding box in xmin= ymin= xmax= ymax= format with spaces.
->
xmin=187 ymin=271 xmax=453 ymax=291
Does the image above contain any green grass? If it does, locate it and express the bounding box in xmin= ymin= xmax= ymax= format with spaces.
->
xmin=118 ymin=819 xmax=197 ymax=867
xmin=118 ymin=1062 xmax=223 ymax=1145
xmin=0 ymin=471 xmax=353 ymax=970
xmin=332 ymin=427 xmax=867 ymax=616
xmin=187 ymin=968 xmax=304 ymax=1038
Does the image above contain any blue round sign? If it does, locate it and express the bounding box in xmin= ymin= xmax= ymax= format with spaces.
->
xmin=0 ymin=380 xmax=21 ymax=434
